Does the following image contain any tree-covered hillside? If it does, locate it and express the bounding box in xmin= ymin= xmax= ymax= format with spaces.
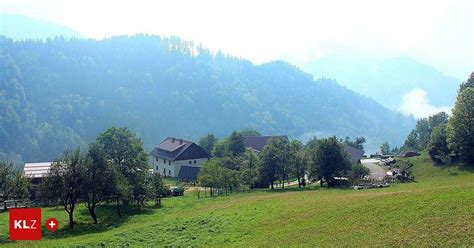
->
xmin=0 ymin=35 xmax=414 ymax=163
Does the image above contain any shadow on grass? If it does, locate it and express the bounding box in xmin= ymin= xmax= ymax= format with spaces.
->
xmin=48 ymin=206 xmax=67 ymax=212
xmin=0 ymin=204 xmax=159 ymax=245
xmin=430 ymin=156 xmax=474 ymax=172
xmin=457 ymin=163 xmax=474 ymax=173
xmin=194 ymin=185 xmax=323 ymax=199
xmin=432 ymin=160 xmax=474 ymax=173
xmin=41 ymin=204 xmax=155 ymax=241
xmin=432 ymin=162 xmax=454 ymax=168
xmin=262 ymin=185 xmax=324 ymax=193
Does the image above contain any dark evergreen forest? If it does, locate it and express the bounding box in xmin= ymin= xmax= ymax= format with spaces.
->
xmin=0 ymin=35 xmax=414 ymax=163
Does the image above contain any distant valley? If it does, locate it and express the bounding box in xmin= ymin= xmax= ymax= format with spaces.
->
xmin=302 ymin=56 xmax=459 ymax=117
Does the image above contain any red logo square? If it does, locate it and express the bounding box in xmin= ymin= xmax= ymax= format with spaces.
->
xmin=9 ymin=208 xmax=42 ymax=240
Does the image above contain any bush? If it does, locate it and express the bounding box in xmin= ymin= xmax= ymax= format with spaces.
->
xmin=392 ymin=160 xmax=415 ymax=182
xmin=348 ymin=163 xmax=370 ymax=185
xmin=163 ymin=187 xmax=172 ymax=197
xmin=428 ymin=124 xmax=450 ymax=164
xmin=172 ymin=187 xmax=185 ymax=196
xmin=331 ymin=178 xmax=351 ymax=188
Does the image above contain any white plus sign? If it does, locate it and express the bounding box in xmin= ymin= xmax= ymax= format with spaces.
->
xmin=49 ymin=221 xmax=56 ymax=228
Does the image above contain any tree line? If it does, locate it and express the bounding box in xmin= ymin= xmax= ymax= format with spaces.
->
xmin=0 ymin=161 xmax=30 ymax=208
xmin=5 ymin=123 xmax=437 ymax=233
xmin=399 ymin=73 xmax=474 ymax=165
xmin=38 ymin=127 xmax=168 ymax=228
xmin=197 ymin=131 xmax=370 ymax=196
xmin=1 ymin=126 xmax=370 ymax=228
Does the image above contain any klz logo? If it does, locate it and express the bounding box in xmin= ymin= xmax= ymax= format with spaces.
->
xmin=9 ymin=208 xmax=42 ymax=240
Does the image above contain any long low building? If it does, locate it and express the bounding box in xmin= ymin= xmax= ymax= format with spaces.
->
xmin=23 ymin=162 xmax=53 ymax=181
xmin=23 ymin=162 xmax=53 ymax=200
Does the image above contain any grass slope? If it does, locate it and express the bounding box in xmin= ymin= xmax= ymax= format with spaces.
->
xmin=1 ymin=155 xmax=473 ymax=246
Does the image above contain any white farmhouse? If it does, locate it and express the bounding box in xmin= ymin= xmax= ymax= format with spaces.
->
xmin=149 ymin=137 xmax=210 ymax=180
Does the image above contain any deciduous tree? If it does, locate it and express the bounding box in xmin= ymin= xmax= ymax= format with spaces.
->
xmin=80 ymin=143 xmax=114 ymax=224
xmin=348 ymin=163 xmax=370 ymax=184
xmin=94 ymin=127 xmax=149 ymax=216
xmin=198 ymin=134 xmax=218 ymax=155
xmin=150 ymin=172 xmax=168 ymax=206
xmin=198 ymin=159 xmax=224 ymax=196
xmin=44 ymin=149 xmax=85 ymax=228
xmin=258 ymin=137 xmax=289 ymax=189
xmin=239 ymin=128 xmax=261 ymax=137
xmin=447 ymin=87 xmax=474 ymax=163
xmin=240 ymin=149 xmax=258 ymax=191
xmin=228 ymin=131 xmax=246 ymax=156
xmin=11 ymin=170 xmax=30 ymax=207
xmin=380 ymin=142 xmax=391 ymax=155
xmin=289 ymin=140 xmax=306 ymax=187
xmin=0 ymin=161 xmax=15 ymax=208
xmin=308 ymin=137 xmax=351 ymax=187
xmin=428 ymin=124 xmax=450 ymax=164
xmin=343 ymin=136 xmax=366 ymax=152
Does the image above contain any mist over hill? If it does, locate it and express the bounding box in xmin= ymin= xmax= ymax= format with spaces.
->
xmin=303 ymin=56 xmax=460 ymax=117
xmin=0 ymin=35 xmax=415 ymax=163
xmin=0 ymin=14 xmax=83 ymax=40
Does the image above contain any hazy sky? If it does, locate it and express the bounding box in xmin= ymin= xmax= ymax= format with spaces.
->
xmin=0 ymin=0 xmax=472 ymax=79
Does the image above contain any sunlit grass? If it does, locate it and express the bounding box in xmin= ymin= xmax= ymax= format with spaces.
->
xmin=0 ymin=154 xmax=472 ymax=246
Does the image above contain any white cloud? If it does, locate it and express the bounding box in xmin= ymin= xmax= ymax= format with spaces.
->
xmin=399 ymin=88 xmax=451 ymax=118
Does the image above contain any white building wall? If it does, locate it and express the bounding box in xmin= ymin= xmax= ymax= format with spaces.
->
xmin=152 ymin=157 xmax=175 ymax=177
xmin=151 ymin=156 xmax=208 ymax=178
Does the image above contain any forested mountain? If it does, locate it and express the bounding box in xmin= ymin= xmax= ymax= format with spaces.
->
xmin=0 ymin=35 xmax=414 ymax=163
xmin=0 ymin=14 xmax=83 ymax=40
xmin=303 ymin=56 xmax=459 ymax=112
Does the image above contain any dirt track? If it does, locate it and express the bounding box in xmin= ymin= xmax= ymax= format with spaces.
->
xmin=361 ymin=159 xmax=387 ymax=180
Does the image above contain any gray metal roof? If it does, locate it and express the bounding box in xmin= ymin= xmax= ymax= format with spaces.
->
xmin=23 ymin=162 xmax=53 ymax=178
xmin=343 ymin=145 xmax=364 ymax=164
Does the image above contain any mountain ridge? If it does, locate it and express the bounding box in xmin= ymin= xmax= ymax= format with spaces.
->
xmin=0 ymin=35 xmax=414 ymax=163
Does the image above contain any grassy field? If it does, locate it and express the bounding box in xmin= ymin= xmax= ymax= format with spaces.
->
xmin=162 ymin=177 xmax=181 ymax=186
xmin=1 ymin=154 xmax=473 ymax=246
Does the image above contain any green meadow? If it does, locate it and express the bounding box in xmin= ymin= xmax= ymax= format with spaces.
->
xmin=1 ymin=154 xmax=473 ymax=247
